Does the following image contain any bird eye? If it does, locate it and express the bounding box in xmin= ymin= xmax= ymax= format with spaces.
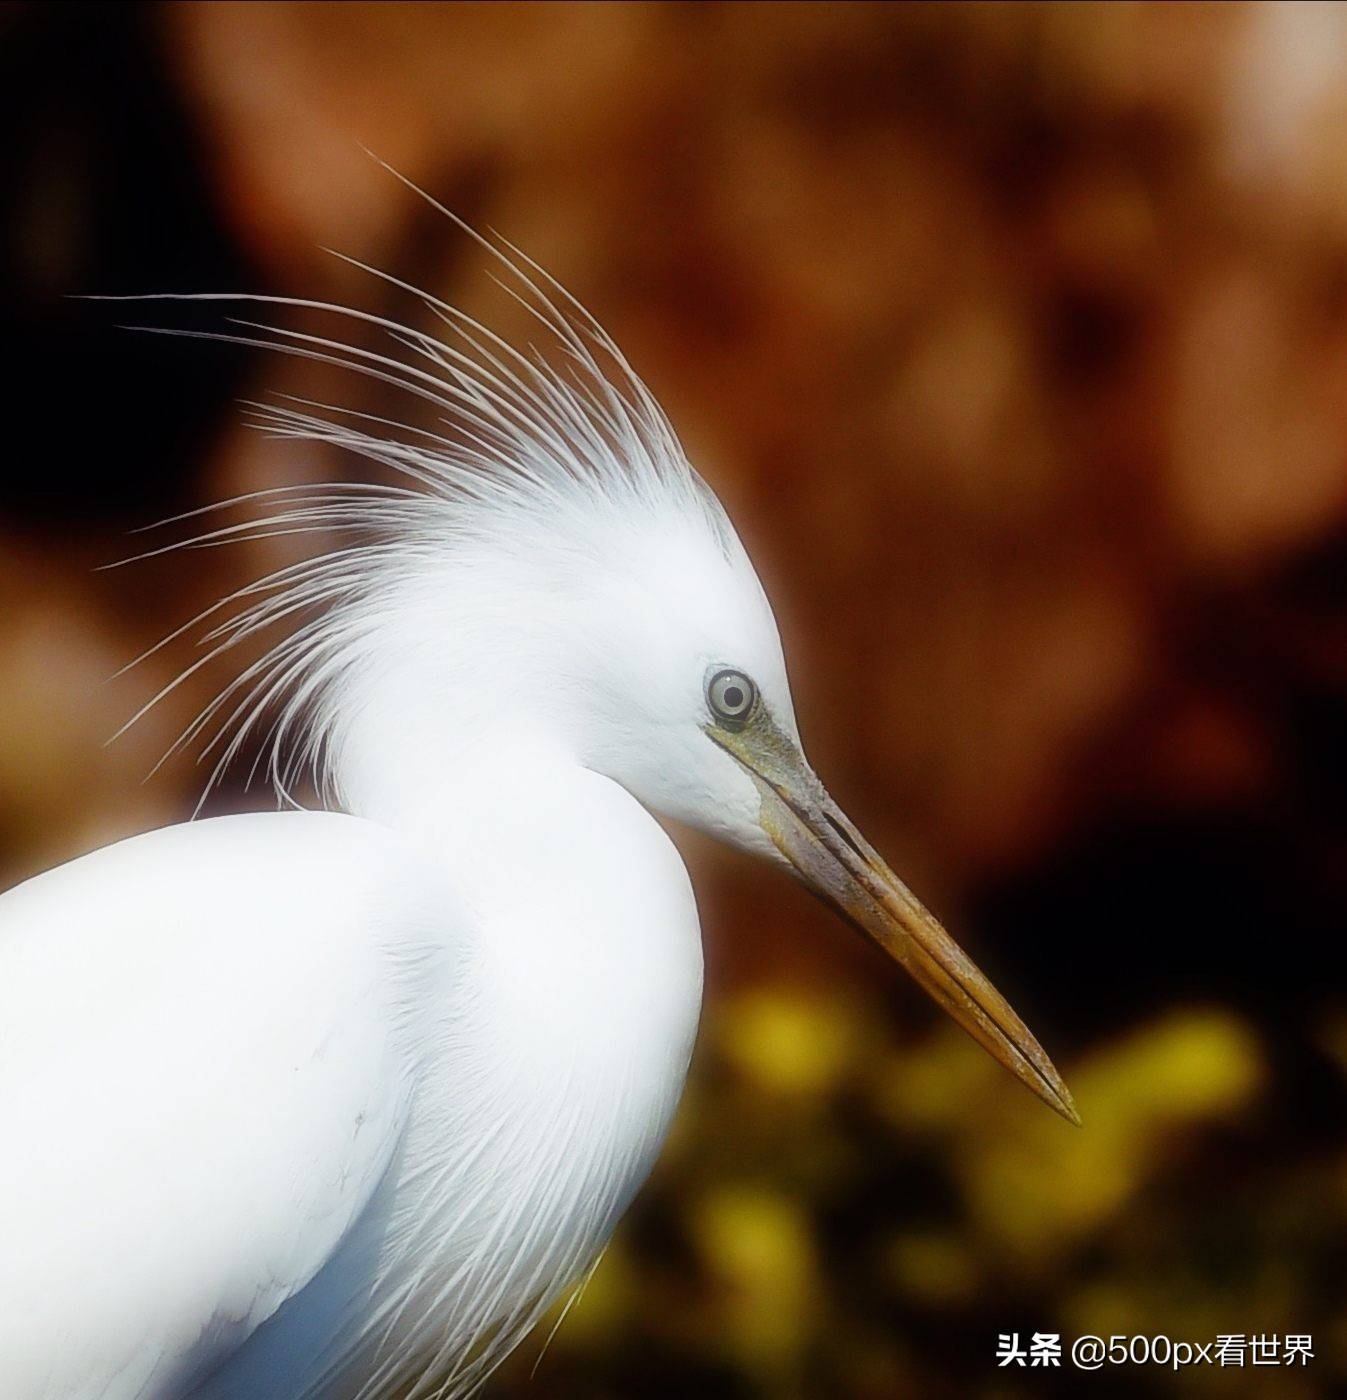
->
xmin=707 ymin=668 xmax=758 ymax=727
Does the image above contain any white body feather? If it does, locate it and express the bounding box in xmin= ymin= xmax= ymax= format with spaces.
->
xmin=0 ymin=760 xmax=701 ymax=1398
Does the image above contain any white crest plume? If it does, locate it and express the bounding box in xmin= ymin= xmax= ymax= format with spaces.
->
xmin=108 ymin=164 xmax=739 ymax=816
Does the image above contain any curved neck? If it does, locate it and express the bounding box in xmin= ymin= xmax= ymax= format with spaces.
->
xmin=364 ymin=723 xmax=704 ymax=1151
xmin=339 ymin=722 xmax=576 ymax=864
xmin=338 ymin=720 xmax=701 ymax=985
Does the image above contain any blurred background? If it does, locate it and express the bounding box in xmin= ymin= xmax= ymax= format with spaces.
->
xmin=3 ymin=2 xmax=1347 ymax=1395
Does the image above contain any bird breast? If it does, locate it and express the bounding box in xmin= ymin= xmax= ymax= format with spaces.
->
xmin=321 ymin=758 xmax=705 ymax=1397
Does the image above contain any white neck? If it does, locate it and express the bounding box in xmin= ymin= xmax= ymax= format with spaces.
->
xmin=218 ymin=727 xmax=706 ymax=1398
xmin=341 ymin=719 xmax=705 ymax=1126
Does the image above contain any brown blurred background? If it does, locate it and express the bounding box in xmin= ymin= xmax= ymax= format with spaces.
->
xmin=4 ymin=2 xmax=1347 ymax=1395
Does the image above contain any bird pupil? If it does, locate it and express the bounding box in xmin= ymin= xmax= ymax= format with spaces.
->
xmin=724 ymin=686 xmax=743 ymax=710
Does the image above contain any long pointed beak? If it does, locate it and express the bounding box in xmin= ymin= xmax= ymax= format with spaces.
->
xmin=710 ymin=724 xmax=1079 ymax=1125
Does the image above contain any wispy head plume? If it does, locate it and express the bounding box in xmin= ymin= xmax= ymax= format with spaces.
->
xmin=101 ymin=161 xmax=739 ymax=818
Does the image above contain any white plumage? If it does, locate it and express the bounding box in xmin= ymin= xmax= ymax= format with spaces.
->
xmin=0 ymin=172 xmax=1075 ymax=1399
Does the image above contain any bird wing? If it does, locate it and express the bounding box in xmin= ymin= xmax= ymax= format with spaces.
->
xmin=0 ymin=810 xmax=443 ymax=1400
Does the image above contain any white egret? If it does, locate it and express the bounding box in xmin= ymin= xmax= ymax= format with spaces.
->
xmin=0 ymin=174 xmax=1077 ymax=1400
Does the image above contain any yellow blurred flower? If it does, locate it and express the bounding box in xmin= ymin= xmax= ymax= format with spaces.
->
xmin=961 ymin=1008 xmax=1265 ymax=1260
xmin=873 ymin=1022 xmax=1005 ymax=1134
xmin=687 ymin=1183 xmax=816 ymax=1372
xmin=884 ymin=1230 xmax=981 ymax=1308
xmin=716 ymin=984 xmax=864 ymax=1099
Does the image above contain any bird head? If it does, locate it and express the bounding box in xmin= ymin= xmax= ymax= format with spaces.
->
xmin=529 ymin=498 xmax=1079 ymax=1127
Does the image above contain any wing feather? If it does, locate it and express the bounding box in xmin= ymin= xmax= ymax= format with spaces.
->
xmin=0 ymin=812 xmax=432 ymax=1400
